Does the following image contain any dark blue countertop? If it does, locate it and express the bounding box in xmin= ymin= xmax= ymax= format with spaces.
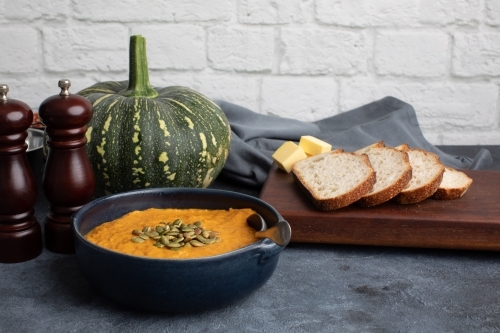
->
xmin=2 ymin=145 xmax=500 ymax=333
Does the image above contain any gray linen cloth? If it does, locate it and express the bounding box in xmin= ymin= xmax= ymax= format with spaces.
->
xmin=216 ymin=96 xmax=492 ymax=187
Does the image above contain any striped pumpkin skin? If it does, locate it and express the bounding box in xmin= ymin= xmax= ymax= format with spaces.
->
xmin=78 ymin=80 xmax=231 ymax=197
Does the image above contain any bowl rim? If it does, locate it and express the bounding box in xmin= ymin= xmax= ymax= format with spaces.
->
xmin=72 ymin=187 xmax=285 ymax=262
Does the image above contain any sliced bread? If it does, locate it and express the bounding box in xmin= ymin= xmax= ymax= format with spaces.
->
xmin=392 ymin=146 xmax=445 ymax=204
xmin=354 ymin=141 xmax=386 ymax=155
xmin=395 ymin=143 xmax=411 ymax=151
xmin=354 ymin=146 xmax=412 ymax=207
xmin=431 ymin=167 xmax=473 ymax=200
xmin=291 ymin=151 xmax=376 ymax=211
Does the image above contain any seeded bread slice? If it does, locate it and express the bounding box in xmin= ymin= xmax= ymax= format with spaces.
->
xmin=392 ymin=146 xmax=445 ymax=204
xmin=354 ymin=146 xmax=412 ymax=207
xmin=431 ymin=167 xmax=473 ymax=200
xmin=291 ymin=152 xmax=376 ymax=211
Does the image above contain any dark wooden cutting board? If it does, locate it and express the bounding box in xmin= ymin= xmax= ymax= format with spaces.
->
xmin=260 ymin=164 xmax=500 ymax=251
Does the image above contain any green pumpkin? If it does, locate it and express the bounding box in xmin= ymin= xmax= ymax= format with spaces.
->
xmin=78 ymin=35 xmax=231 ymax=197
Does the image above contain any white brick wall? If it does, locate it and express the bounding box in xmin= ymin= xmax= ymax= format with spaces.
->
xmin=374 ymin=31 xmax=449 ymax=77
xmin=1 ymin=0 xmax=499 ymax=145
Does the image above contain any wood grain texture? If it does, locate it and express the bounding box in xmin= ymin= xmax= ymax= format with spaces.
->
xmin=260 ymin=164 xmax=500 ymax=251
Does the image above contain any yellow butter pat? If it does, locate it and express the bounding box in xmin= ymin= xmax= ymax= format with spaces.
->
xmin=272 ymin=141 xmax=307 ymax=173
xmin=299 ymin=136 xmax=332 ymax=156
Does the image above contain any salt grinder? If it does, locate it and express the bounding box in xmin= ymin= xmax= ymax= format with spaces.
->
xmin=0 ymin=84 xmax=43 ymax=263
xmin=39 ymin=79 xmax=95 ymax=254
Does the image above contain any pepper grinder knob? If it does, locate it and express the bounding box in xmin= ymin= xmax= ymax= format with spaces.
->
xmin=0 ymin=84 xmax=43 ymax=263
xmin=0 ymin=84 xmax=9 ymax=103
xmin=58 ymin=79 xmax=70 ymax=96
xmin=39 ymin=79 xmax=96 ymax=254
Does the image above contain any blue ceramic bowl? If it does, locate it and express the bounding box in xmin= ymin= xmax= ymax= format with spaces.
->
xmin=71 ymin=188 xmax=290 ymax=313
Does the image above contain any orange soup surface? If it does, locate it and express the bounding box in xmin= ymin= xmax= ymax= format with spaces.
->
xmin=85 ymin=208 xmax=260 ymax=259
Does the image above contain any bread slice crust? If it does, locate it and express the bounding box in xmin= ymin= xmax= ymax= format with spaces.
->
xmin=392 ymin=148 xmax=445 ymax=204
xmin=292 ymin=152 xmax=376 ymax=211
xmin=431 ymin=167 xmax=473 ymax=200
xmin=355 ymin=141 xmax=386 ymax=155
xmin=355 ymin=147 xmax=412 ymax=207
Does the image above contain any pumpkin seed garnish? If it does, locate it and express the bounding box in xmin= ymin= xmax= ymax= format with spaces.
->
xmin=171 ymin=236 xmax=184 ymax=243
xmin=145 ymin=231 xmax=159 ymax=238
xmin=130 ymin=220 xmax=220 ymax=251
xmin=190 ymin=240 xmax=205 ymax=247
xmin=131 ymin=237 xmax=145 ymax=243
xmin=160 ymin=236 xmax=169 ymax=245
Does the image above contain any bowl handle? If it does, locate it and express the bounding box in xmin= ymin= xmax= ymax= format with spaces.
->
xmin=257 ymin=219 xmax=291 ymax=264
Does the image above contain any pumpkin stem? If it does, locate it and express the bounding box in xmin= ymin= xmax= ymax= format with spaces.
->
xmin=121 ymin=35 xmax=158 ymax=98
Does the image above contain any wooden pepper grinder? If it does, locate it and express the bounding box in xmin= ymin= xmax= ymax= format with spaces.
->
xmin=39 ymin=79 xmax=95 ymax=254
xmin=0 ymin=84 xmax=43 ymax=263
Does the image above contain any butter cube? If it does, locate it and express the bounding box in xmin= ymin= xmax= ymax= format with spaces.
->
xmin=299 ymin=136 xmax=332 ymax=156
xmin=272 ymin=141 xmax=307 ymax=173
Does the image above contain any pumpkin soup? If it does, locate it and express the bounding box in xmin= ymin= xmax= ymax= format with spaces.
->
xmin=85 ymin=208 xmax=260 ymax=259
